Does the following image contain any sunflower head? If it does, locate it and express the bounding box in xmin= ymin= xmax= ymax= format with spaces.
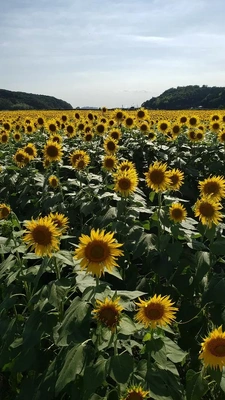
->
xmin=194 ymin=197 xmax=223 ymax=228
xmin=198 ymin=176 xmax=225 ymax=201
xmin=74 ymin=229 xmax=124 ymax=277
xmin=103 ymin=155 xmax=117 ymax=171
xmin=48 ymin=175 xmax=59 ymax=188
xmin=199 ymin=326 xmax=225 ymax=371
xmin=135 ymin=294 xmax=178 ymax=329
xmin=169 ymin=203 xmax=187 ymax=223
xmin=0 ymin=132 xmax=9 ymax=144
xmin=0 ymin=203 xmax=11 ymax=220
xmin=49 ymin=212 xmax=69 ymax=234
xmin=104 ymin=138 xmax=118 ymax=154
xmin=114 ymin=168 xmax=138 ymax=197
xmin=23 ymin=143 xmax=37 ymax=159
xmin=121 ymin=386 xmax=150 ymax=400
xmin=43 ymin=140 xmax=63 ymax=163
xmin=14 ymin=149 xmax=30 ymax=167
xmin=110 ymin=129 xmax=121 ymax=141
xmin=93 ymin=297 xmax=123 ymax=331
xmin=145 ymin=161 xmax=170 ymax=193
xmin=168 ymin=168 xmax=184 ymax=191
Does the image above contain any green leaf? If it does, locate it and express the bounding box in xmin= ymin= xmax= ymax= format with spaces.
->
xmin=202 ymin=276 xmax=225 ymax=305
xmin=118 ymin=314 xmax=137 ymax=336
xmin=163 ymin=336 xmax=187 ymax=363
xmin=195 ymin=251 xmax=210 ymax=282
xmin=83 ymin=358 xmax=107 ymax=400
xmin=210 ymin=239 xmax=225 ymax=255
xmin=186 ymin=370 xmax=208 ymax=400
xmin=108 ymin=353 xmax=134 ymax=383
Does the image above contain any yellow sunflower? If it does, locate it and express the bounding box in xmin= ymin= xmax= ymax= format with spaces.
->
xmin=210 ymin=121 xmax=221 ymax=132
xmin=48 ymin=175 xmax=59 ymax=188
xmin=188 ymin=115 xmax=199 ymax=127
xmin=187 ymin=130 xmax=197 ymax=142
xmin=110 ymin=129 xmax=122 ymax=141
xmin=194 ymin=197 xmax=223 ymax=228
xmin=148 ymin=130 xmax=156 ymax=141
xmin=13 ymin=149 xmax=30 ymax=167
xmin=114 ymin=169 xmax=138 ymax=197
xmin=139 ymin=122 xmax=150 ymax=134
xmin=179 ymin=115 xmax=188 ymax=125
xmin=158 ymin=120 xmax=170 ymax=133
xmin=43 ymin=140 xmax=63 ymax=163
xmin=168 ymin=168 xmax=184 ymax=191
xmin=199 ymin=326 xmax=225 ymax=371
xmin=74 ymin=156 xmax=90 ymax=170
xmin=23 ymin=216 xmax=61 ymax=257
xmin=136 ymin=108 xmax=146 ymax=119
xmin=49 ymin=212 xmax=69 ymax=234
xmin=47 ymin=120 xmax=58 ymax=134
xmin=66 ymin=124 xmax=76 ymax=138
xmin=96 ymin=123 xmax=106 ymax=135
xmin=70 ymin=149 xmax=90 ymax=168
xmin=198 ymin=176 xmax=225 ymax=201
xmin=103 ymin=155 xmax=117 ymax=171
xmin=0 ymin=132 xmax=9 ymax=144
xmin=0 ymin=203 xmax=11 ymax=220
xmin=13 ymin=132 xmax=22 ymax=142
xmin=218 ymin=130 xmax=225 ymax=143
xmin=124 ymin=116 xmax=135 ymax=129
xmin=121 ymin=386 xmax=149 ymax=400
xmin=84 ymin=132 xmax=93 ymax=142
xmin=171 ymin=123 xmax=181 ymax=137
xmin=23 ymin=143 xmax=37 ymax=159
xmin=169 ymin=203 xmax=187 ymax=223
xmin=145 ymin=161 xmax=170 ymax=193
xmin=117 ymin=160 xmax=136 ymax=172
xmin=93 ymin=297 xmax=123 ymax=331
xmin=74 ymin=229 xmax=124 ymax=277
xmin=114 ymin=109 xmax=124 ymax=122
xmin=37 ymin=116 xmax=45 ymax=127
xmin=135 ymin=294 xmax=178 ymax=329
xmin=104 ymin=138 xmax=118 ymax=154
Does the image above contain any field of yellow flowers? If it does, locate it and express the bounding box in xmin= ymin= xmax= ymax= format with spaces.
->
xmin=1 ymin=108 xmax=225 ymax=399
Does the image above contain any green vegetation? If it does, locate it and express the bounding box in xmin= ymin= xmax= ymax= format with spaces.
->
xmin=0 ymin=89 xmax=73 ymax=110
xmin=142 ymin=85 xmax=225 ymax=109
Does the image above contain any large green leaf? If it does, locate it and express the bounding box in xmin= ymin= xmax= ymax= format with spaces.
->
xmin=163 ymin=336 xmax=187 ymax=363
xmin=186 ymin=370 xmax=208 ymax=400
xmin=83 ymin=358 xmax=107 ymax=400
xmin=108 ymin=353 xmax=134 ymax=383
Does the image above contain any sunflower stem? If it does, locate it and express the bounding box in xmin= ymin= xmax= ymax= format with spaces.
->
xmin=157 ymin=192 xmax=162 ymax=250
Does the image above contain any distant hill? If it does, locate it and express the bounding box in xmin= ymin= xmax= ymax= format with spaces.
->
xmin=142 ymin=85 xmax=225 ymax=110
xmin=0 ymin=89 xmax=73 ymax=110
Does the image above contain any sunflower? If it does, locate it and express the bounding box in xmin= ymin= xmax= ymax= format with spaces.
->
xmin=3 ymin=122 xmax=11 ymax=131
xmin=125 ymin=116 xmax=135 ymax=128
xmin=50 ymin=134 xmax=63 ymax=144
xmin=121 ymin=386 xmax=149 ymax=400
xmin=26 ymin=124 xmax=34 ymax=135
xmin=148 ymin=130 xmax=156 ymax=141
xmin=117 ymin=160 xmax=136 ymax=172
xmin=23 ymin=216 xmax=61 ymax=257
xmin=179 ymin=115 xmax=188 ymax=125
xmin=93 ymin=297 xmax=123 ymax=331
xmin=13 ymin=149 xmax=30 ymax=167
xmin=47 ymin=120 xmax=57 ymax=134
xmin=158 ymin=120 xmax=170 ymax=133
xmin=74 ymin=156 xmax=90 ymax=170
xmin=187 ymin=130 xmax=197 ymax=142
xmin=210 ymin=121 xmax=221 ymax=132
xmin=114 ymin=169 xmax=138 ymax=197
xmin=114 ymin=109 xmax=124 ymax=122
xmin=66 ymin=124 xmax=75 ymax=138
xmin=169 ymin=203 xmax=187 ymax=223
xmin=199 ymin=326 xmax=225 ymax=371
xmin=135 ymin=294 xmax=178 ymax=329
xmin=199 ymin=176 xmax=225 ymax=201
xmin=194 ymin=197 xmax=223 ymax=228
xmin=0 ymin=132 xmax=9 ymax=144
xmin=139 ymin=122 xmax=150 ymax=134
xmin=70 ymin=150 xmax=90 ymax=169
xmin=77 ymin=122 xmax=85 ymax=132
xmin=218 ymin=130 xmax=225 ymax=143
xmin=84 ymin=132 xmax=93 ymax=142
xmin=145 ymin=161 xmax=170 ymax=193
xmin=110 ymin=129 xmax=122 ymax=141
xmin=43 ymin=140 xmax=63 ymax=163
xmin=188 ymin=115 xmax=199 ymax=127
xmin=48 ymin=175 xmax=59 ymax=188
xmin=195 ymin=130 xmax=205 ymax=141
xmin=103 ymin=155 xmax=117 ymax=171
xmin=13 ymin=132 xmax=22 ymax=142
xmin=74 ymin=229 xmax=124 ymax=277
xmin=61 ymin=114 xmax=68 ymax=123
xmin=96 ymin=123 xmax=105 ymax=135
xmin=49 ymin=212 xmax=69 ymax=234
xmin=0 ymin=203 xmax=11 ymax=220
xmin=136 ymin=108 xmax=146 ymax=119
xmin=104 ymin=138 xmax=118 ymax=154
xmin=168 ymin=168 xmax=184 ymax=191
xmin=37 ymin=116 xmax=45 ymax=126
xmin=23 ymin=143 xmax=37 ymax=159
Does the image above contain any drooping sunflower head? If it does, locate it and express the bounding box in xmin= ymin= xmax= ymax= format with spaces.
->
xmin=49 ymin=212 xmax=69 ymax=234
xmin=74 ymin=228 xmax=124 ymax=277
xmin=194 ymin=197 xmax=223 ymax=228
xmin=43 ymin=140 xmax=63 ymax=163
xmin=198 ymin=176 xmax=225 ymax=201
xmin=135 ymin=294 xmax=178 ymax=329
xmin=168 ymin=168 xmax=184 ymax=191
xmin=121 ymin=385 xmax=150 ymax=400
xmin=0 ymin=203 xmax=11 ymax=220
xmin=93 ymin=297 xmax=123 ymax=331
xmin=145 ymin=161 xmax=170 ymax=193
xmin=114 ymin=168 xmax=138 ymax=197
xmin=23 ymin=216 xmax=61 ymax=257
xmin=199 ymin=326 xmax=225 ymax=371
xmin=104 ymin=138 xmax=118 ymax=154
xmin=169 ymin=203 xmax=187 ymax=223
xmin=48 ymin=175 xmax=59 ymax=188
xmin=103 ymin=155 xmax=117 ymax=171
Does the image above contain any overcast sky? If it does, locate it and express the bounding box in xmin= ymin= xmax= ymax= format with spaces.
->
xmin=1 ymin=0 xmax=225 ymax=108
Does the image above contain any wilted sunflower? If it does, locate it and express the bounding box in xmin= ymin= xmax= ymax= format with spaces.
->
xmin=103 ymin=155 xmax=117 ymax=171
xmin=13 ymin=149 xmax=30 ymax=167
xmin=194 ymin=197 xmax=223 ymax=228
xmin=121 ymin=386 xmax=149 ymax=400
xmin=74 ymin=228 xmax=124 ymax=277
xmin=104 ymin=138 xmax=118 ymax=154
xmin=114 ymin=169 xmax=138 ymax=197
xmin=93 ymin=297 xmax=123 ymax=331
xmin=49 ymin=212 xmax=69 ymax=234
xmin=70 ymin=149 xmax=89 ymax=168
xmin=168 ymin=168 xmax=184 ymax=191
xmin=135 ymin=294 xmax=178 ymax=329
xmin=43 ymin=140 xmax=63 ymax=163
xmin=23 ymin=143 xmax=37 ymax=159
xmin=199 ymin=326 xmax=225 ymax=371
xmin=145 ymin=161 xmax=170 ymax=193
xmin=199 ymin=176 xmax=225 ymax=201
xmin=48 ymin=175 xmax=59 ymax=188
xmin=23 ymin=216 xmax=61 ymax=257
xmin=0 ymin=203 xmax=11 ymax=220
xmin=169 ymin=203 xmax=187 ymax=223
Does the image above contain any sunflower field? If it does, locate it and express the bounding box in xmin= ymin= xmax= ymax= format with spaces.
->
xmin=1 ymin=108 xmax=225 ymax=399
